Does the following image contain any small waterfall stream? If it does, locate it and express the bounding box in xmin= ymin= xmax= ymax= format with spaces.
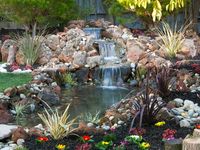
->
xmin=83 ymin=28 xmax=126 ymax=88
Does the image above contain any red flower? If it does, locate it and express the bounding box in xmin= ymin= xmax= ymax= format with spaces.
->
xmin=196 ymin=124 xmax=200 ymax=129
xmin=82 ymin=135 xmax=91 ymax=141
xmin=36 ymin=136 xmax=49 ymax=142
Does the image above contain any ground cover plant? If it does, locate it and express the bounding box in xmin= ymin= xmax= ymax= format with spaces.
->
xmin=0 ymin=72 xmax=32 ymax=91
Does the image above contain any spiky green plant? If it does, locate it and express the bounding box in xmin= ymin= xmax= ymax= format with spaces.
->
xmin=15 ymin=104 xmax=27 ymax=117
xmin=80 ymin=111 xmax=101 ymax=124
xmin=16 ymin=32 xmax=44 ymax=65
xmin=63 ymin=72 xmax=77 ymax=86
xmin=156 ymin=22 xmax=190 ymax=58
xmin=38 ymin=103 xmax=77 ymax=140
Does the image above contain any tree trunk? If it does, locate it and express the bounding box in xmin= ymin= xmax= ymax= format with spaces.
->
xmin=182 ymin=137 xmax=200 ymax=150
xmin=32 ymin=22 xmax=37 ymax=38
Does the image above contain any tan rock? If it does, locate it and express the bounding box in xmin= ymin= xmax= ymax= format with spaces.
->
xmin=16 ymin=50 xmax=25 ymax=65
xmin=11 ymin=127 xmax=28 ymax=143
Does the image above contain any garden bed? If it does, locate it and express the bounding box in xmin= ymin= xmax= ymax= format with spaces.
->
xmin=24 ymin=120 xmax=192 ymax=150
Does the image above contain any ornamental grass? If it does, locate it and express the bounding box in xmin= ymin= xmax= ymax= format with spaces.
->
xmin=38 ymin=103 xmax=77 ymax=140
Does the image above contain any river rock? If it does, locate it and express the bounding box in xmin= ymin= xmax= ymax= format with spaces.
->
xmin=37 ymin=90 xmax=60 ymax=106
xmin=173 ymin=98 xmax=184 ymax=107
xmin=75 ymin=67 xmax=89 ymax=83
xmin=184 ymin=100 xmax=194 ymax=110
xmin=0 ymin=124 xmax=18 ymax=140
xmin=171 ymin=107 xmax=184 ymax=115
xmin=180 ymin=119 xmax=191 ymax=127
xmin=188 ymin=109 xmax=194 ymax=117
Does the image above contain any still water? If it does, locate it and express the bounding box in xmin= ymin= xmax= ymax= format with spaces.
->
xmin=14 ymin=85 xmax=130 ymax=126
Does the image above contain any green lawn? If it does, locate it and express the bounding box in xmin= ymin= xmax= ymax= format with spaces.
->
xmin=0 ymin=73 xmax=32 ymax=92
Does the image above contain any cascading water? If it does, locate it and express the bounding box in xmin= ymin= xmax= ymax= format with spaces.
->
xmin=83 ymin=27 xmax=127 ymax=88
xmin=101 ymin=66 xmax=123 ymax=88
xmin=98 ymin=40 xmax=118 ymax=61
xmin=83 ymin=28 xmax=102 ymax=39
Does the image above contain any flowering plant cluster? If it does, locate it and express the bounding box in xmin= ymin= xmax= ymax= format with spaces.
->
xmin=75 ymin=143 xmax=92 ymax=150
xmin=56 ymin=144 xmax=67 ymax=150
xmin=162 ymin=129 xmax=176 ymax=141
xmin=155 ymin=121 xmax=166 ymax=127
xmin=191 ymin=64 xmax=200 ymax=74
xmin=124 ymin=135 xmax=150 ymax=150
xmin=36 ymin=136 xmax=49 ymax=143
xmin=95 ymin=140 xmax=113 ymax=150
xmin=9 ymin=62 xmax=33 ymax=71
xmin=81 ymin=135 xmax=94 ymax=143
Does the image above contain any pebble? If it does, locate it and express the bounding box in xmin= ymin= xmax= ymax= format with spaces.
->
xmin=17 ymin=139 xmax=25 ymax=145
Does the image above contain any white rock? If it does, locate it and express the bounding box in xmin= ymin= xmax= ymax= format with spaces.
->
xmin=34 ymin=124 xmax=43 ymax=130
xmin=0 ymin=147 xmax=13 ymax=150
xmin=171 ymin=108 xmax=184 ymax=115
xmin=173 ymin=98 xmax=183 ymax=107
xmin=188 ymin=109 xmax=194 ymax=117
xmin=20 ymin=94 xmax=26 ymax=99
xmin=130 ymin=63 xmax=136 ymax=68
xmin=51 ymin=82 xmax=57 ymax=87
xmin=109 ymin=116 xmax=114 ymax=121
xmin=193 ymin=113 xmax=199 ymax=118
xmin=180 ymin=119 xmax=191 ymax=127
xmin=0 ymin=125 xmax=18 ymax=140
xmin=101 ymin=125 xmax=110 ymax=131
xmin=118 ymin=120 xmax=124 ymax=125
xmin=87 ymin=123 xmax=94 ymax=128
xmin=184 ymin=100 xmax=194 ymax=110
xmin=17 ymin=139 xmax=25 ymax=146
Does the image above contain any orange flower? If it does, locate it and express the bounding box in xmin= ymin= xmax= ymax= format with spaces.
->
xmin=196 ymin=124 xmax=200 ymax=129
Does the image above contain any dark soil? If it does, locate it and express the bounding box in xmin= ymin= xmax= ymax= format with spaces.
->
xmin=24 ymin=120 xmax=192 ymax=150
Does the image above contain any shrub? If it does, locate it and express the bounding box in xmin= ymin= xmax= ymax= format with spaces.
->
xmin=155 ymin=22 xmax=190 ymax=58
xmin=38 ymin=103 xmax=77 ymax=140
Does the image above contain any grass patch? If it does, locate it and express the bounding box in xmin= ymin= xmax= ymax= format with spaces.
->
xmin=0 ymin=73 xmax=32 ymax=92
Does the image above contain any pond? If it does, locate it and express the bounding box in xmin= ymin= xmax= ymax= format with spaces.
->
xmin=15 ymin=85 xmax=130 ymax=127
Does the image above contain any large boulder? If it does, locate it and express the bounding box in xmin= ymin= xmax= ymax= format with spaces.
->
xmin=180 ymin=39 xmax=197 ymax=58
xmin=0 ymin=103 xmax=13 ymax=124
xmin=1 ymin=39 xmax=16 ymax=62
xmin=16 ymin=50 xmax=25 ymax=65
xmin=7 ymin=45 xmax=17 ymax=64
xmin=0 ymin=124 xmax=18 ymax=140
xmin=73 ymin=51 xmax=87 ymax=67
xmin=86 ymin=56 xmax=103 ymax=68
xmin=45 ymin=35 xmax=60 ymax=51
xmin=127 ymin=39 xmax=145 ymax=63
xmin=37 ymin=43 xmax=53 ymax=65
xmin=67 ymin=20 xmax=86 ymax=29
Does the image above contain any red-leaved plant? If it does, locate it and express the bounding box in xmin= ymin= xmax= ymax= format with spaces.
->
xmin=10 ymin=62 xmax=20 ymax=71
xmin=129 ymin=127 xmax=146 ymax=136
xmin=75 ymin=143 xmax=92 ymax=150
xmin=162 ymin=129 xmax=176 ymax=141
xmin=191 ymin=64 xmax=200 ymax=74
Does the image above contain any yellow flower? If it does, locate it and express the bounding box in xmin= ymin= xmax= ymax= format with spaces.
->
xmin=56 ymin=144 xmax=66 ymax=150
xmin=102 ymin=141 xmax=109 ymax=145
xmin=155 ymin=121 xmax=166 ymax=126
xmin=141 ymin=142 xmax=150 ymax=149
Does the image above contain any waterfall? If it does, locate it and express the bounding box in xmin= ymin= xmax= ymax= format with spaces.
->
xmin=101 ymin=66 xmax=123 ymax=88
xmin=83 ymin=28 xmax=102 ymax=39
xmin=98 ymin=41 xmax=118 ymax=61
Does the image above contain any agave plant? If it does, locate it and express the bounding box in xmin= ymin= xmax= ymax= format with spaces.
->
xmin=80 ymin=111 xmax=101 ymax=124
xmin=15 ymin=103 xmax=27 ymax=117
xmin=38 ymin=103 xmax=77 ymax=140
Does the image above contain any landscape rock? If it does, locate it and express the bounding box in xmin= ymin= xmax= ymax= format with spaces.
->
xmin=86 ymin=56 xmax=103 ymax=68
xmin=1 ymin=39 xmax=16 ymax=62
xmin=11 ymin=127 xmax=28 ymax=143
xmin=73 ymin=51 xmax=87 ymax=67
xmin=45 ymin=35 xmax=60 ymax=51
xmin=0 ymin=124 xmax=18 ymax=140
xmin=180 ymin=39 xmax=197 ymax=57
xmin=180 ymin=119 xmax=191 ymax=127
xmin=0 ymin=103 xmax=13 ymax=124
